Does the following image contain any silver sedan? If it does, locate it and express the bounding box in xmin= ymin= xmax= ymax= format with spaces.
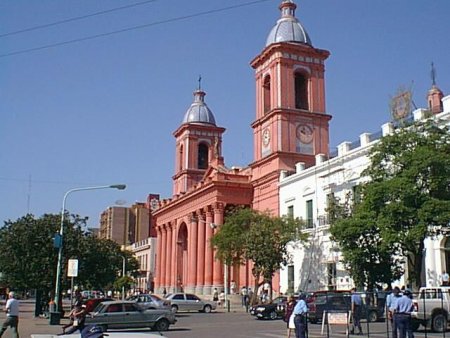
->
xmin=165 ymin=293 xmax=217 ymax=313
xmin=85 ymin=300 xmax=176 ymax=332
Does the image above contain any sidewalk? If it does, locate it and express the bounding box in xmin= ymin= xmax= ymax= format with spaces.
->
xmin=215 ymin=294 xmax=251 ymax=314
xmin=5 ymin=299 xmax=69 ymax=338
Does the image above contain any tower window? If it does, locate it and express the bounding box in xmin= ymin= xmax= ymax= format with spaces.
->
xmin=198 ymin=143 xmax=209 ymax=169
xmin=295 ymin=72 xmax=309 ymax=110
xmin=263 ymin=75 xmax=271 ymax=114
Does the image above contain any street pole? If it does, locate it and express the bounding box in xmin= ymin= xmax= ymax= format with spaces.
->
xmin=122 ymin=256 xmax=126 ymax=300
xmin=53 ymin=184 xmax=126 ymax=323
xmin=224 ymin=262 xmax=229 ymax=312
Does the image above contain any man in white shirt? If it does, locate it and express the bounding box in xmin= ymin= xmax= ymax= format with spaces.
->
xmin=442 ymin=272 xmax=449 ymax=286
xmin=0 ymin=291 xmax=19 ymax=338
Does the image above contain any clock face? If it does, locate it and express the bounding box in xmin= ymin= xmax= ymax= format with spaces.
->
xmin=296 ymin=124 xmax=313 ymax=144
xmin=262 ymin=128 xmax=270 ymax=146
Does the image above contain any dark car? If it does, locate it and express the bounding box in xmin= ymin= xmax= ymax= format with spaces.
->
xmin=308 ymin=292 xmax=384 ymax=324
xmin=250 ymin=296 xmax=288 ymax=320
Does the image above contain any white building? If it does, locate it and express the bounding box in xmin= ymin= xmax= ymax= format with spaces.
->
xmin=278 ymin=90 xmax=450 ymax=293
xmin=128 ymin=237 xmax=157 ymax=293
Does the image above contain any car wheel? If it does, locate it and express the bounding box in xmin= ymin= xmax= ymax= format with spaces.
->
xmin=203 ymin=305 xmax=212 ymax=313
xmin=171 ymin=305 xmax=178 ymax=313
xmin=269 ymin=311 xmax=277 ymax=320
xmin=367 ymin=310 xmax=378 ymax=322
xmin=154 ymin=318 xmax=170 ymax=331
xmin=432 ymin=313 xmax=447 ymax=332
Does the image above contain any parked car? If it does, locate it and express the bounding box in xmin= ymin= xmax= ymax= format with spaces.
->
xmin=411 ymin=286 xmax=450 ymax=332
xmin=165 ymin=293 xmax=216 ymax=313
xmin=127 ymin=294 xmax=171 ymax=310
xmin=84 ymin=298 xmax=113 ymax=313
xmin=249 ymin=296 xmax=288 ymax=320
xmin=308 ymin=292 xmax=384 ymax=324
xmin=85 ymin=300 xmax=176 ymax=332
xmin=81 ymin=290 xmax=104 ymax=299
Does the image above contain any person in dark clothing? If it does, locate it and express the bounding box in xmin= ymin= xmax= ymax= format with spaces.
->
xmin=58 ymin=301 xmax=86 ymax=335
xmin=350 ymin=288 xmax=363 ymax=335
xmin=284 ymin=295 xmax=297 ymax=338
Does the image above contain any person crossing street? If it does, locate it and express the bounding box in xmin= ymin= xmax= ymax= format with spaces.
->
xmin=0 ymin=291 xmax=19 ymax=338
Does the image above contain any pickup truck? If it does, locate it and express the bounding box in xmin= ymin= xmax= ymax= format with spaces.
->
xmin=411 ymin=286 xmax=450 ymax=332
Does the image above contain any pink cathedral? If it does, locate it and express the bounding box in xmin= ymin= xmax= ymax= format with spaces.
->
xmin=153 ymin=0 xmax=332 ymax=295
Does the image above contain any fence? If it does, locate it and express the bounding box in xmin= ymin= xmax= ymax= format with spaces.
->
xmin=298 ymin=290 xmax=450 ymax=338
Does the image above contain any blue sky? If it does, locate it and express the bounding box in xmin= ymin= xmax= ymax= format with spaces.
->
xmin=1 ymin=0 xmax=449 ymax=227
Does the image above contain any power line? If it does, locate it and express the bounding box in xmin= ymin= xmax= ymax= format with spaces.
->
xmin=0 ymin=0 xmax=158 ymax=38
xmin=0 ymin=0 xmax=272 ymax=58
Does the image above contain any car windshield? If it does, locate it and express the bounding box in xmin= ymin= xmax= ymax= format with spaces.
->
xmin=93 ymin=303 xmax=107 ymax=313
xmin=272 ymin=297 xmax=285 ymax=304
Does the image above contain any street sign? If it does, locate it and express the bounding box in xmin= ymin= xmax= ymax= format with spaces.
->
xmin=67 ymin=259 xmax=78 ymax=277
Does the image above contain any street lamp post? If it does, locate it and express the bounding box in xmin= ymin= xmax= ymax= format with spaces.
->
xmin=122 ymin=256 xmax=126 ymax=300
xmin=53 ymin=184 xmax=126 ymax=321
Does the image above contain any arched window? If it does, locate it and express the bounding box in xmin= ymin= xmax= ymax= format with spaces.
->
xmin=295 ymin=72 xmax=309 ymax=110
xmin=178 ymin=144 xmax=184 ymax=171
xmin=198 ymin=143 xmax=209 ymax=169
xmin=263 ymin=75 xmax=271 ymax=114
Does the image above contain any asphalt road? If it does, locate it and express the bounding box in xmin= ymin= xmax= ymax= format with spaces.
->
xmin=161 ymin=311 xmax=450 ymax=338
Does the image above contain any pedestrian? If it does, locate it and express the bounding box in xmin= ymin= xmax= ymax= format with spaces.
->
xmin=218 ymin=290 xmax=225 ymax=307
xmin=59 ymin=301 xmax=87 ymax=335
xmin=284 ymin=295 xmax=297 ymax=338
xmin=350 ymin=287 xmax=363 ymax=335
xmin=248 ymin=288 xmax=253 ymax=305
xmin=240 ymin=287 xmax=248 ymax=307
xmin=0 ymin=291 xmax=19 ymax=338
xmin=230 ymin=280 xmax=236 ymax=295
xmin=389 ymin=287 xmax=402 ymax=338
xmin=162 ymin=287 xmax=167 ymax=298
xmin=292 ymin=293 xmax=308 ymax=338
xmin=212 ymin=288 xmax=219 ymax=302
xmin=393 ymin=289 xmax=414 ymax=338
xmin=442 ymin=271 xmax=449 ymax=286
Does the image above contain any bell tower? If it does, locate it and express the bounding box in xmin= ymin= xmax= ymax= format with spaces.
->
xmin=250 ymin=0 xmax=332 ymax=213
xmin=173 ymin=88 xmax=225 ymax=196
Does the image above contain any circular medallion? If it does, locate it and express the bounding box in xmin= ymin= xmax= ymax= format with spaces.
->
xmin=262 ymin=128 xmax=271 ymax=146
xmin=296 ymin=124 xmax=313 ymax=144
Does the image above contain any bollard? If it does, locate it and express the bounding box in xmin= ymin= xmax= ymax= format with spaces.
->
xmin=227 ymin=299 xmax=231 ymax=312
xmin=49 ymin=311 xmax=60 ymax=325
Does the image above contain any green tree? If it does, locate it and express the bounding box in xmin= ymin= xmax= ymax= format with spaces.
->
xmin=330 ymin=120 xmax=450 ymax=288
xmin=0 ymin=213 xmax=139 ymax=294
xmin=211 ymin=207 xmax=307 ymax=303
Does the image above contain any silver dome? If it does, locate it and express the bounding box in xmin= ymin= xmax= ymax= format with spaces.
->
xmin=182 ymin=90 xmax=216 ymax=126
xmin=266 ymin=0 xmax=312 ymax=47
